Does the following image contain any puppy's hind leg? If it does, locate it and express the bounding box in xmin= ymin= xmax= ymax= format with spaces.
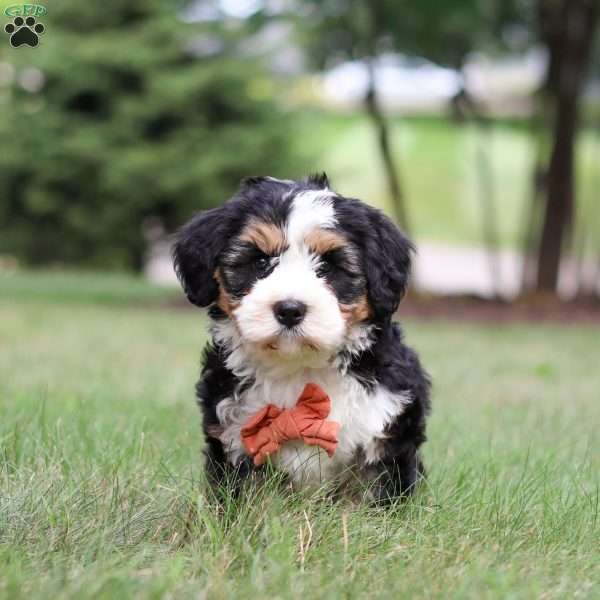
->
xmin=362 ymin=446 xmax=426 ymax=505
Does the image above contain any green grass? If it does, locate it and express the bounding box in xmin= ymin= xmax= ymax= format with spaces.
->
xmin=0 ymin=270 xmax=179 ymax=306
xmin=1 ymin=271 xmax=599 ymax=599
xmin=300 ymin=111 xmax=600 ymax=250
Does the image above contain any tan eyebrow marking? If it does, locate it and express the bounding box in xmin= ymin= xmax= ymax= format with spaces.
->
xmin=240 ymin=220 xmax=286 ymax=255
xmin=304 ymin=229 xmax=347 ymax=255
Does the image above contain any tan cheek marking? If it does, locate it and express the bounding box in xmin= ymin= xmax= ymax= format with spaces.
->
xmin=340 ymin=295 xmax=372 ymax=324
xmin=304 ymin=229 xmax=347 ymax=254
xmin=214 ymin=269 xmax=239 ymax=316
xmin=240 ymin=220 xmax=285 ymax=255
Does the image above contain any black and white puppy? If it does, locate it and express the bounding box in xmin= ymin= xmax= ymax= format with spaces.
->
xmin=174 ymin=174 xmax=431 ymax=501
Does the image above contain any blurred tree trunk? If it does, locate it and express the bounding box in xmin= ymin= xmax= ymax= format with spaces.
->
xmin=364 ymin=61 xmax=410 ymax=232
xmin=473 ymin=120 xmax=503 ymax=299
xmin=535 ymin=0 xmax=599 ymax=293
xmin=450 ymin=83 xmax=503 ymax=298
xmin=519 ymin=95 xmax=552 ymax=293
xmin=356 ymin=0 xmax=410 ymax=233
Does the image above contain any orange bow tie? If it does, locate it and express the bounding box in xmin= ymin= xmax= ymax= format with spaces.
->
xmin=240 ymin=383 xmax=341 ymax=466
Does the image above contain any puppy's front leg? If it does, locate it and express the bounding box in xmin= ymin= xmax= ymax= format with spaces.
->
xmin=197 ymin=342 xmax=253 ymax=503
xmin=202 ymin=433 xmax=254 ymax=502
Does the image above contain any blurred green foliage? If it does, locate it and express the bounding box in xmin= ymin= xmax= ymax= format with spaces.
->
xmin=295 ymin=0 xmax=525 ymax=70
xmin=0 ymin=0 xmax=298 ymax=269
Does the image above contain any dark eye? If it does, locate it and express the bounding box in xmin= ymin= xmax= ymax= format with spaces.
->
xmin=255 ymin=255 xmax=270 ymax=273
xmin=317 ymin=256 xmax=333 ymax=277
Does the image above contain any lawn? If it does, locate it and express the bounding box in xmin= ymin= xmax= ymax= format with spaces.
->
xmin=300 ymin=111 xmax=600 ymax=251
xmin=1 ymin=271 xmax=599 ymax=599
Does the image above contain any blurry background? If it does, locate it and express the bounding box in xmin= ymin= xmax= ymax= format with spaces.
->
xmin=1 ymin=0 xmax=599 ymax=308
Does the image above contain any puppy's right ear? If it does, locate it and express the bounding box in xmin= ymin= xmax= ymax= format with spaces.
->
xmin=173 ymin=207 xmax=236 ymax=307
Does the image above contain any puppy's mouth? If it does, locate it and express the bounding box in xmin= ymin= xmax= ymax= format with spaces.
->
xmin=263 ymin=340 xmax=320 ymax=352
xmin=261 ymin=330 xmax=320 ymax=353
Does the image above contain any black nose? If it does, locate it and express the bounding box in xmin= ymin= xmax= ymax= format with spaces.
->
xmin=273 ymin=300 xmax=307 ymax=328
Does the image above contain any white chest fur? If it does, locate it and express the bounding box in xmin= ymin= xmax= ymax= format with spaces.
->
xmin=215 ymin=368 xmax=409 ymax=487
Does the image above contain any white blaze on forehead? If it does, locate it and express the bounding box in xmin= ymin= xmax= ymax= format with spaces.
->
xmin=231 ymin=187 xmax=346 ymax=365
xmin=286 ymin=190 xmax=336 ymax=248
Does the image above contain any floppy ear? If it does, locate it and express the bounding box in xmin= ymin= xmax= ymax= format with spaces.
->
xmin=363 ymin=208 xmax=413 ymax=321
xmin=173 ymin=206 xmax=239 ymax=307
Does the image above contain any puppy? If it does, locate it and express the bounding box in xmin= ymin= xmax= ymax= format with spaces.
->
xmin=174 ymin=174 xmax=430 ymax=502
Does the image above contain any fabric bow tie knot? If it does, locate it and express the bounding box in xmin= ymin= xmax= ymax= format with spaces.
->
xmin=240 ymin=383 xmax=341 ymax=466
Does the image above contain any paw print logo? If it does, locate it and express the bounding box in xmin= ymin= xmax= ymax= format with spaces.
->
xmin=5 ymin=16 xmax=45 ymax=48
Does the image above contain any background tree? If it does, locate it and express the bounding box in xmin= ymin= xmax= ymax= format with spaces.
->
xmin=0 ymin=0 xmax=298 ymax=270
xmin=534 ymin=0 xmax=599 ymax=293
xmin=518 ymin=0 xmax=599 ymax=296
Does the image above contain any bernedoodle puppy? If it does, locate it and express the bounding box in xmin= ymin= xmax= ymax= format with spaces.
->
xmin=174 ymin=174 xmax=431 ymax=502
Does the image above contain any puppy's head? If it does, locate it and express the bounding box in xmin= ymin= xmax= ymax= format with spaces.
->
xmin=174 ymin=175 xmax=412 ymax=368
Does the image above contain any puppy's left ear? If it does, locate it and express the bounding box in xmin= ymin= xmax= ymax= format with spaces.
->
xmin=364 ymin=208 xmax=413 ymax=320
xmin=173 ymin=206 xmax=239 ymax=307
